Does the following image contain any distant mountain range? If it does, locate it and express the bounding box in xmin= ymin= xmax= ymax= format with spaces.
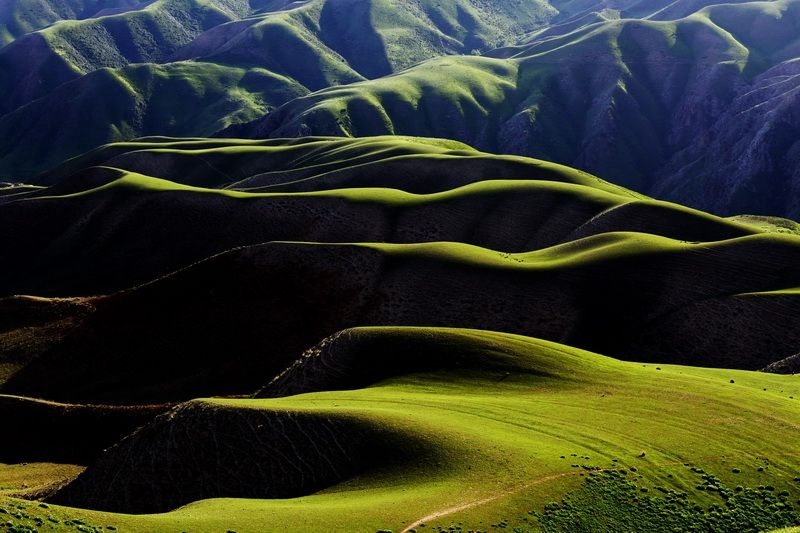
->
xmin=1 ymin=0 xmax=799 ymax=217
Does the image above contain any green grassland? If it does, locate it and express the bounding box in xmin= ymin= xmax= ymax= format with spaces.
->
xmin=1 ymin=135 xmax=778 ymax=301
xmin=0 ymin=64 xmax=308 ymax=178
xmin=2 ymin=328 xmax=799 ymax=531
xmin=244 ymin=0 xmax=800 ymax=217
xmin=3 ymin=0 xmax=800 ymax=218
xmin=0 ymin=0 xmax=143 ymax=46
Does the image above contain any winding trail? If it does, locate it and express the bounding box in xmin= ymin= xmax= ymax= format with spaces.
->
xmin=400 ymin=471 xmax=572 ymax=533
xmin=400 ymin=451 xmax=800 ymax=532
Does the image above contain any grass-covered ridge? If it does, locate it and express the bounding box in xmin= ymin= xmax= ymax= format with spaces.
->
xmin=2 ymin=327 xmax=798 ymax=531
xmin=0 ymin=135 xmax=766 ymax=300
xmin=0 ymin=0 xmax=569 ymax=179
xmin=2 ymin=0 xmax=800 ymax=218
xmin=243 ymin=0 xmax=800 ymax=217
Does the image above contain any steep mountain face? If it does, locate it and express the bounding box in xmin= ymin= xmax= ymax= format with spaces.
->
xmin=0 ymin=0 xmax=253 ymax=113
xmin=654 ymin=58 xmax=800 ymax=217
xmin=238 ymin=0 xmax=800 ymax=218
xmin=0 ymin=64 xmax=308 ymax=178
xmin=0 ymin=0 xmax=559 ymax=179
xmin=1 ymin=0 xmax=799 ymax=215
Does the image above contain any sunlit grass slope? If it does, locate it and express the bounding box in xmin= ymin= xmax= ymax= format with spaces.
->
xmin=0 ymin=0 xmax=142 ymax=46
xmin=1 ymin=135 xmax=767 ymax=300
xmin=248 ymin=0 xmax=800 ymax=216
xmin=2 ymin=328 xmax=798 ymax=531
xmin=3 ymin=232 xmax=799 ymax=406
xmin=0 ymin=65 xmax=308 ymax=178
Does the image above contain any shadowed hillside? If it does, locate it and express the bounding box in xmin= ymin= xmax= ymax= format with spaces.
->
xmin=2 ymin=235 xmax=799 ymax=404
xmin=3 ymin=137 xmax=768 ymax=297
xmin=1 ymin=137 xmax=797 ymax=407
xmin=0 ymin=136 xmax=799 ymax=531
xmin=25 ymin=328 xmax=800 ymax=532
xmin=240 ymin=0 xmax=800 ymax=217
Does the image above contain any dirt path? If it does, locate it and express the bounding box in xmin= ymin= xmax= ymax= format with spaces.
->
xmin=400 ymin=471 xmax=572 ymax=533
xmin=400 ymin=451 xmax=800 ymax=532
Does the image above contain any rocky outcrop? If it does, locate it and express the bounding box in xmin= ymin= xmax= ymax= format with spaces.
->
xmin=762 ymin=353 xmax=800 ymax=374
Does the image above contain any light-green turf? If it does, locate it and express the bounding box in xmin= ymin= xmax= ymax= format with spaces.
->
xmin=2 ymin=328 xmax=799 ymax=532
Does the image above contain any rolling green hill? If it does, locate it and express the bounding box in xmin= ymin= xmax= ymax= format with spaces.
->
xmin=0 ymin=0 xmax=798 ymax=526
xmin=243 ymin=0 xmax=800 ymax=217
xmin=1 ymin=328 xmax=798 ymax=531
xmin=0 ymin=0 xmax=143 ymax=46
xmin=1 ymin=138 xmax=797 ymax=407
xmin=2 ymin=0 xmax=800 ymax=218
xmin=0 ymin=136 xmax=762 ymax=299
xmin=1 ymin=136 xmax=799 ymax=531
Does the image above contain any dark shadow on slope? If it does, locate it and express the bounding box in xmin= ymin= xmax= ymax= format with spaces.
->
xmin=258 ymin=327 xmax=552 ymax=398
xmin=49 ymin=400 xmax=440 ymax=513
xmin=1 ymin=236 xmax=799 ymax=405
xmin=0 ymin=395 xmax=169 ymax=464
xmin=319 ymin=0 xmax=392 ymax=79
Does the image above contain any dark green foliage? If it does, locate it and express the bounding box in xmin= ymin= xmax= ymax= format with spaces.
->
xmin=535 ymin=470 xmax=799 ymax=533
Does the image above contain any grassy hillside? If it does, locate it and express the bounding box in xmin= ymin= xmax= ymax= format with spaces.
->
xmin=3 ymin=233 xmax=799 ymax=405
xmin=0 ymin=64 xmax=308 ymax=178
xmin=0 ymin=135 xmax=763 ymax=299
xmin=0 ymin=0 xmax=142 ymax=46
xmin=0 ymin=0 xmax=252 ymax=116
xmin=246 ymin=0 xmax=800 ymax=217
xmin=0 ymin=328 xmax=798 ymax=531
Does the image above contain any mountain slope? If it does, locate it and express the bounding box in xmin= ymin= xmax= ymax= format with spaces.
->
xmin=242 ymin=0 xmax=800 ymax=217
xmin=0 ymin=0 xmax=568 ymax=179
xmin=3 ymin=0 xmax=800 ymax=217
xmin=173 ymin=0 xmax=560 ymax=82
xmin=0 ymin=64 xmax=307 ymax=178
xmin=0 ymin=0 xmax=143 ymax=46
